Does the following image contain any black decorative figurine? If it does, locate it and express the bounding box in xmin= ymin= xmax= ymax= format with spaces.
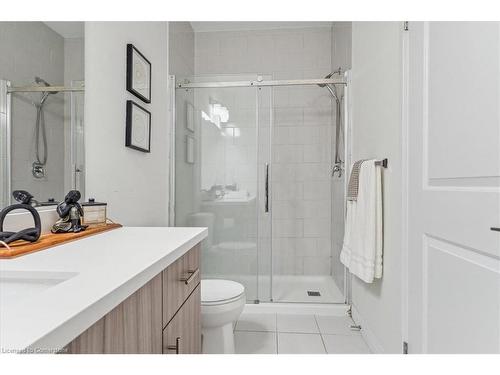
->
xmin=51 ymin=190 xmax=88 ymax=233
xmin=0 ymin=190 xmax=41 ymax=245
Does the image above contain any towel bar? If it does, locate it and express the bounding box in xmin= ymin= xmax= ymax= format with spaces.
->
xmin=375 ymin=159 xmax=388 ymax=168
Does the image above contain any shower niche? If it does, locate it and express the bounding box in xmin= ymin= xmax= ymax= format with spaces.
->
xmin=0 ymin=22 xmax=85 ymax=208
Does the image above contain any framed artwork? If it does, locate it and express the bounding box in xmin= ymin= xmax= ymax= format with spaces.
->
xmin=186 ymin=135 xmax=195 ymax=164
xmin=186 ymin=102 xmax=195 ymax=132
xmin=126 ymin=100 xmax=151 ymax=153
xmin=126 ymin=44 xmax=152 ymax=103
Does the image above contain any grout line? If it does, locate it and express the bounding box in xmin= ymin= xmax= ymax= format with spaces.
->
xmin=314 ymin=315 xmax=328 ymax=353
xmin=275 ymin=313 xmax=279 ymax=354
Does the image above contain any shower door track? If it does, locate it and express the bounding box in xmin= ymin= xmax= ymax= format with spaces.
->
xmin=7 ymin=85 xmax=84 ymax=93
xmin=176 ymin=77 xmax=346 ymax=89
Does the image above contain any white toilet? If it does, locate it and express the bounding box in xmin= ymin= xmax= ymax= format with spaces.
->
xmin=201 ymin=279 xmax=245 ymax=354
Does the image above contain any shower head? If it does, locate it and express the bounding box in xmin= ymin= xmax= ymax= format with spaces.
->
xmin=35 ymin=76 xmax=50 ymax=86
xmin=317 ymin=72 xmax=334 ymax=88
xmin=34 ymin=76 xmax=58 ymax=106
xmin=318 ymin=72 xmax=340 ymax=102
xmin=34 ymin=76 xmax=59 ymax=96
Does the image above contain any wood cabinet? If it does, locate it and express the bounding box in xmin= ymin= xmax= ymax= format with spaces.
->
xmin=65 ymin=244 xmax=201 ymax=354
xmin=163 ymin=243 xmax=200 ymax=325
xmin=163 ymin=285 xmax=201 ymax=354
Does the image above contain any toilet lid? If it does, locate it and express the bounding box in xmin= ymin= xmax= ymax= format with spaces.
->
xmin=201 ymin=279 xmax=245 ymax=303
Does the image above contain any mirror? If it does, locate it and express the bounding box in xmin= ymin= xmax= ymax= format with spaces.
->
xmin=0 ymin=22 xmax=85 ymax=209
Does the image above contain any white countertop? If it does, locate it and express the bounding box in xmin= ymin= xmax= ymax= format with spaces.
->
xmin=0 ymin=226 xmax=207 ymax=353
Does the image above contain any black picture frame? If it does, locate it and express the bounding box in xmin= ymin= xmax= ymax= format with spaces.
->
xmin=126 ymin=100 xmax=151 ymax=153
xmin=126 ymin=44 xmax=152 ymax=103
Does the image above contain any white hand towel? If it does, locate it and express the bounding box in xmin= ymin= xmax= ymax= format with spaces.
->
xmin=340 ymin=159 xmax=383 ymax=283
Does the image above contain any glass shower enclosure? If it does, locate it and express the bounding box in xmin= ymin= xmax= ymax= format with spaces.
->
xmin=171 ymin=73 xmax=349 ymax=304
xmin=0 ymin=79 xmax=85 ymax=208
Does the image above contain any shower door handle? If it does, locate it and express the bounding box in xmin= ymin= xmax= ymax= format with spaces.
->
xmin=265 ymin=163 xmax=269 ymax=213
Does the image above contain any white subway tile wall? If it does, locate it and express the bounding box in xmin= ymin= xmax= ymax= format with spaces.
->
xmin=194 ymin=26 xmax=337 ymax=277
xmin=0 ymin=22 xmax=70 ymax=203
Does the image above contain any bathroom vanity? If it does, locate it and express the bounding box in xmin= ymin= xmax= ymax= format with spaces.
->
xmin=0 ymin=227 xmax=207 ymax=354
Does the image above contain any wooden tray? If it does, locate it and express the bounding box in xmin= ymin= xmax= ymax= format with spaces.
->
xmin=0 ymin=223 xmax=122 ymax=259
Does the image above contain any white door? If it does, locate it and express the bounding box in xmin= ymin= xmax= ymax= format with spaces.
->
xmin=407 ymin=22 xmax=500 ymax=353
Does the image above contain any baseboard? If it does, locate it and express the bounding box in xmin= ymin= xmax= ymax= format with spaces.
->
xmin=351 ymin=305 xmax=385 ymax=354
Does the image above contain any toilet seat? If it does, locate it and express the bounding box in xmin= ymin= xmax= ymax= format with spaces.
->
xmin=200 ymin=279 xmax=245 ymax=353
xmin=201 ymin=279 xmax=245 ymax=306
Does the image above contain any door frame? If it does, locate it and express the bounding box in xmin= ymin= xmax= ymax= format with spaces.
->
xmin=401 ymin=21 xmax=500 ymax=353
xmin=401 ymin=22 xmax=410 ymax=352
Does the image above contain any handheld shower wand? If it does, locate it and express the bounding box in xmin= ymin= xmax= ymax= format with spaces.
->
xmin=32 ymin=76 xmax=58 ymax=178
xmin=318 ymin=70 xmax=344 ymax=177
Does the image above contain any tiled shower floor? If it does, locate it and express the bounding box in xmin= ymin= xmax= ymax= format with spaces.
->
xmin=234 ymin=307 xmax=371 ymax=354
xmin=207 ymin=275 xmax=345 ymax=303
xmin=271 ymin=275 xmax=344 ymax=303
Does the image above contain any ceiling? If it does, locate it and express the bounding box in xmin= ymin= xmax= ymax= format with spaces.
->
xmin=44 ymin=22 xmax=84 ymax=38
xmin=190 ymin=21 xmax=333 ymax=32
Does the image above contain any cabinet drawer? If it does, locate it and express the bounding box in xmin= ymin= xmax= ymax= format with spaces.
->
xmin=163 ymin=284 xmax=201 ymax=354
xmin=162 ymin=244 xmax=200 ymax=326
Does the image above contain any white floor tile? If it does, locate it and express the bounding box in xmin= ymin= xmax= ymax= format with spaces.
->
xmin=236 ymin=313 xmax=277 ymax=332
xmin=277 ymin=314 xmax=319 ymax=333
xmin=315 ymin=315 xmax=360 ymax=335
xmin=278 ymin=333 xmax=326 ymax=354
xmin=234 ymin=331 xmax=277 ymax=354
xmin=322 ymin=334 xmax=371 ymax=354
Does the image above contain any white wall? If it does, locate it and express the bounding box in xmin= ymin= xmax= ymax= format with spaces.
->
xmin=84 ymin=22 xmax=170 ymax=226
xmin=350 ymin=22 xmax=403 ymax=353
xmin=169 ymin=22 xmax=195 ymax=228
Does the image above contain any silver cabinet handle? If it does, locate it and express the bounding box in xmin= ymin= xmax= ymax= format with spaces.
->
xmin=167 ymin=336 xmax=181 ymax=354
xmin=491 ymin=227 xmax=500 ymax=232
xmin=265 ymin=163 xmax=269 ymax=213
xmin=180 ymin=268 xmax=199 ymax=285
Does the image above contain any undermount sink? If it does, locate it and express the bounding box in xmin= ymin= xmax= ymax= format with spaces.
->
xmin=0 ymin=270 xmax=78 ymax=306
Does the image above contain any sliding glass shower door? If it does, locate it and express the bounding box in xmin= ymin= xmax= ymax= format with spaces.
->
xmin=173 ymin=76 xmax=272 ymax=302
xmin=173 ymin=74 xmax=347 ymax=305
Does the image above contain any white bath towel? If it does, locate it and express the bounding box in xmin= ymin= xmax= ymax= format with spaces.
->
xmin=340 ymin=160 xmax=383 ymax=283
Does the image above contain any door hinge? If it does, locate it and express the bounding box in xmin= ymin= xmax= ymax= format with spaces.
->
xmin=403 ymin=21 xmax=409 ymax=31
xmin=403 ymin=341 xmax=408 ymax=354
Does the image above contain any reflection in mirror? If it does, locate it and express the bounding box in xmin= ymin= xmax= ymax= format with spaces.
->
xmin=0 ymin=22 xmax=85 ymax=209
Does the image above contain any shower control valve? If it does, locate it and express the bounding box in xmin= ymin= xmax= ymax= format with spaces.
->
xmin=32 ymin=162 xmax=45 ymax=179
xmin=332 ymin=163 xmax=343 ymax=178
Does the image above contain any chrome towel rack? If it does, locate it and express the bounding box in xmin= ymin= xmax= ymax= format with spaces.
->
xmin=375 ymin=159 xmax=388 ymax=168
